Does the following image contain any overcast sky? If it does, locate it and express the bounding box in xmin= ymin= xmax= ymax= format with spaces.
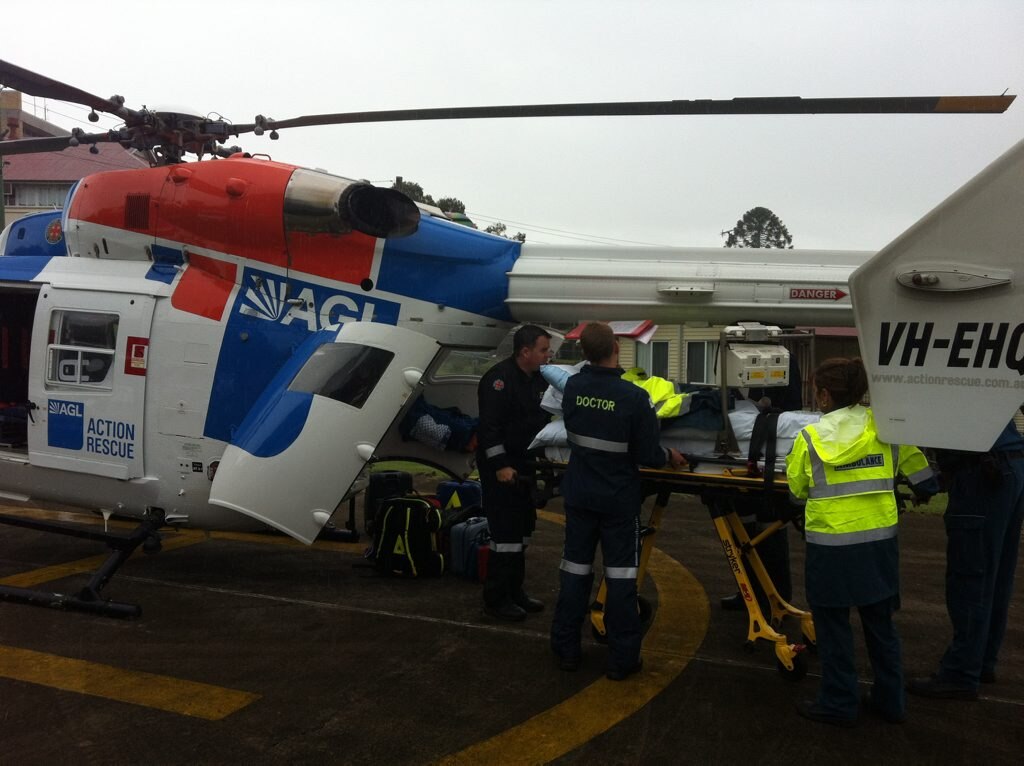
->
xmin=5 ymin=0 xmax=1023 ymax=250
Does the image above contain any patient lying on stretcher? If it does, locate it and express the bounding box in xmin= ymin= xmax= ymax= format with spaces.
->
xmin=530 ymin=363 xmax=821 ymax=470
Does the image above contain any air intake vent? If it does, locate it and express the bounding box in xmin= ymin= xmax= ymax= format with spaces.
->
xmin=124 ymin=193 xmax=151 ymax=230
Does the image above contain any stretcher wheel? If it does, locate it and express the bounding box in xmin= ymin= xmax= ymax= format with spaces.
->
xmin=776 ymin=651 xmax=808 ymax=681
xmin=590 ymin=595 xmax=653 ymax=643
xmin=802 ymin=632 xmax=817 ymax=652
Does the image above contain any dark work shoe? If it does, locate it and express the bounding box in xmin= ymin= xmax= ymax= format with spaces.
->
xmin=981 ymin=670 xmax=997 ymax=684
xmin=483 ymin=601 xmax=527 ymax=622
xmin=906 ymin=676 xmax=978 ymax=700
xmin=861 ymin=693 xmax=905 ymax=724
xmin=514 ymin=593 xmax=545 ymax=613
xmin=796 ymin=699 xmax=857 ymax=728
xmin=606 ymin=658 xmax=643 ymax=681
xmin=720 ymin=592 xmax=744 ymax=611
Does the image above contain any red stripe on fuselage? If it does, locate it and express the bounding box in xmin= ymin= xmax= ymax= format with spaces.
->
xmin=287 ymin=230 xmax=376 ymax=285
xmin=172 ymin=254 xmax=238 ymax=321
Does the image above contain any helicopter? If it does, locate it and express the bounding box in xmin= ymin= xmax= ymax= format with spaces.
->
xmin=0 ymin=58 xmax=1020 ymax=616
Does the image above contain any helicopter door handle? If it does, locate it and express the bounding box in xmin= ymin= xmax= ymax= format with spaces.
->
xmin=25 ymin=401 xmax=38 ymax=424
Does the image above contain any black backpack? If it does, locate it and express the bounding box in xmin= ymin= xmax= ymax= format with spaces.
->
xmin=372 ymin=495 xmax=445 ymax=577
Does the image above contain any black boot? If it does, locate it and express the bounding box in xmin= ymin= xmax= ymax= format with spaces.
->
xmin=514 ymin=592 xmax=544 ymax=613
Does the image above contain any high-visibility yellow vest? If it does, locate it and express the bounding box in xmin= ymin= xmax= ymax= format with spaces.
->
xmin=786 ymin=405 xmax=933 ymax=546
xmin=621 ymin=369 xmax=690 ymax=419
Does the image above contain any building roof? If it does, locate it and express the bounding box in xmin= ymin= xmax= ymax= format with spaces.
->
xmin=3 ymin=143 xmax=149 ymax=182
xmin=3 ymin=91 xmax=149 ymax=182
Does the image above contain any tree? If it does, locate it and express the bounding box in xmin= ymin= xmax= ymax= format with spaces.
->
xmin=484 ymin=221 xmax=526 ymax=242
xmin=391 ymin=177 xmax=519 ymax=237
xmin=391 ymin=178 xmax=435 ymax=206
xmin=435 ymin=197 xmax=465 ymax=214
xmin=723 ymin=207 xmax=793 ymax=249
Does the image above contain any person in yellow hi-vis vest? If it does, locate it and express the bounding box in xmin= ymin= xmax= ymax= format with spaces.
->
xmin=786 ymin=358 xmax=937 ymax=727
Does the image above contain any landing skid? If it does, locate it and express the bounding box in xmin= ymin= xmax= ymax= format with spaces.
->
xmin=0 ymin=508 xmax=166 ymax=619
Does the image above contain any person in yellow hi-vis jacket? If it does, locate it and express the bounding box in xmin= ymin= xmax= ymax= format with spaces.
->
xmin=786 ymin=358 xmax=937 ymax=727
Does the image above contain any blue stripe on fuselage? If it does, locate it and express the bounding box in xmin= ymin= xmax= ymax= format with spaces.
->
xmin=227 ymin=330 xmax=335 ymax=458
xmin=0 ymin=255 xmax=54 ymax=281
xmin=377 ymin=215 xmax=518 ymax=321
xmin=146 ymin=244 xmax=184 ymax=284
xmin=204 ymin=266 xmax=401 ymax=444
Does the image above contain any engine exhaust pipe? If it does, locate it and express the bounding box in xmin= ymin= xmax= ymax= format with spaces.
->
xmin=284 ymin=168 xmax=420 ymax=239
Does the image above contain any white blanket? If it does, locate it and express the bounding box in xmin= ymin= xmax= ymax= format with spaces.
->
xmin=531 ymin=400 xmax=821 ymax=470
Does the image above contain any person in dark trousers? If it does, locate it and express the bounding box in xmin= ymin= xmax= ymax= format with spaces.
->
xmin=907 ymin=411 xmax=1024 ymax=700
xmin=477 ymin=324 xmax=553 ymax=621
xmin=550 ymin=322 xmax=685 ymax=679
xmin=787 ymin=358 xmax=936 ymax=727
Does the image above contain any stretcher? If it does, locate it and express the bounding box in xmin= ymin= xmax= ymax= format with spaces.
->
xmin=531 ymin=455 xmax=816 ymax=679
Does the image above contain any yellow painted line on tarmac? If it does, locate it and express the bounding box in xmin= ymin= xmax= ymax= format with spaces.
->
xmin=0 ymin=645 xmax=260 ymax=720
xmin=437 ymin=509 xmax=710 ymax=766
xmin=0 ymin=534 xmax=203 ymax=588
xmin=0 ymin=507 xmax=361 ymax=721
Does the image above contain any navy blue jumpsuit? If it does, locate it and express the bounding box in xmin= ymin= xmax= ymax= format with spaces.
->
xmin=476 ymin=356 xmax=550 ymax=608
xmin=550 ymin=365 xmax=670 ymax=672
xmin=933 ymin=420 xmax=1024 ymax=689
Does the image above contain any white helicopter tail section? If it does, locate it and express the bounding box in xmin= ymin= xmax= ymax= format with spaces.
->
xmin=851 ymin=137 xmax=1024 ymax=451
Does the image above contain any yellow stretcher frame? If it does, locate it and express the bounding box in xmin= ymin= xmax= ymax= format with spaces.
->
xmin=536 ymin=460 xmax=815 ymax=678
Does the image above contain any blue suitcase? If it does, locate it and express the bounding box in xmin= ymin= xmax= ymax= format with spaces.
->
xmin=436 ymin=479 xmax=482 ymax=513
xmin=449 ymin=516 xmax=490 ymax=579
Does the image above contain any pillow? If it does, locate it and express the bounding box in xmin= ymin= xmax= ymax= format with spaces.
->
xmin=539 ymin=362 xmax=587 ymax=415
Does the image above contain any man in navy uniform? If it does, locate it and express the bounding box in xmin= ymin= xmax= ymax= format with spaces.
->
xmin=477 ymin=325 xmax=553 ymax=621
xmin=550 ymin=322 xmax=685 ymax=679
xmin=908 ymin=413 xmax=1024 ymax=699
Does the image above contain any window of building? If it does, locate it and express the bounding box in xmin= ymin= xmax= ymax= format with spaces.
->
xmin=46 ymin=311 xmax=119 ymax=389
xmin=686 ymin=340 xmax=718 ymax=385
xmin=10 ymin=182 xmax=73 ymax=208
xmin=636 ymin=340 xmax=669 ymax=378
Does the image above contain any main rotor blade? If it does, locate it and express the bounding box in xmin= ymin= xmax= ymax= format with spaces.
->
xmin=239 ymin=95 xmax=1016 ymax=134
xmin=0 ymin=59 xmax=134 ymax=120
xmin=0 ymin=133 xmax=113 ymax=156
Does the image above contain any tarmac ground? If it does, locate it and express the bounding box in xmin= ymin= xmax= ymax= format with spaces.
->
xmin=1 ymin=490 xmax=1022 ymax=765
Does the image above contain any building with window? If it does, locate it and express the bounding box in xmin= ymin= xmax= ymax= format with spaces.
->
xmin=2 ymin=91 xmax=147 ymax=225
xmin=618 ymin=321 xmax=852 ymax=409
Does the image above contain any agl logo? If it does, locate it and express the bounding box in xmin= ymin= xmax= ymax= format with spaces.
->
xmin=237 ymin=271 xmax=397 ymax=331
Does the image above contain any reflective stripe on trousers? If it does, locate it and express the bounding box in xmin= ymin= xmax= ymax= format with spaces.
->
xmin=560 ymin=559 xmax=593 ymax=575
xmin=805 ymin=524 xmax=897 ymax=546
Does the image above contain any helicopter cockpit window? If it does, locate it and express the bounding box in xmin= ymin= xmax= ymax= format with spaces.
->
xmin=429 ymin=349 xmax=497 ymax=381
xmin=45 ymin=310 xmax=119 ymax=389
xmin=289 ymin=343 xmax=394 ymax=409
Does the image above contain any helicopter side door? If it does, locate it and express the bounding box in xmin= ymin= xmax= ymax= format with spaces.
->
xmin=209 ymin=322 xmax=441 ymax=544
xmin=27 ymin=288 xmax=154 ymax=479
